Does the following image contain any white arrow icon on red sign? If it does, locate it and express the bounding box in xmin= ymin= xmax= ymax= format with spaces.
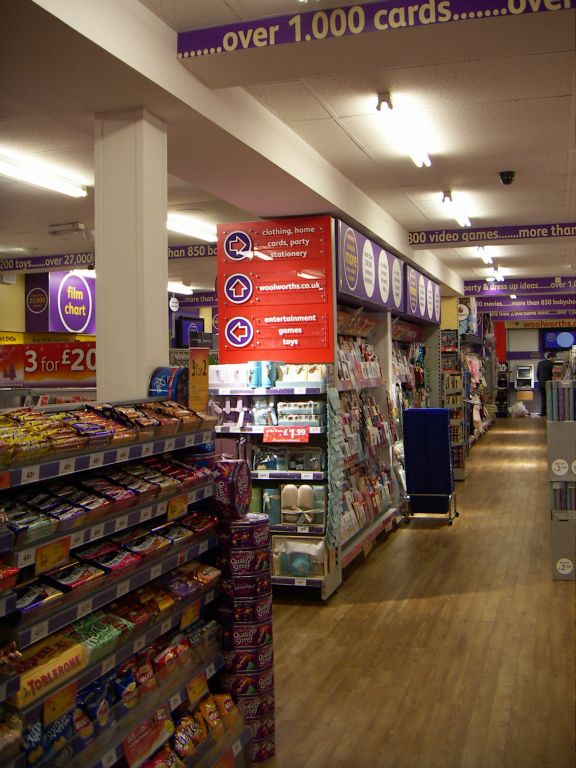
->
xmin=225 ymin=316 xmax=254 ymax=348
xmin=224 ymin=273 xmax=253 ymax=304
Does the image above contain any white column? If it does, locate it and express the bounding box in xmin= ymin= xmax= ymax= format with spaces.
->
xmin=94 ymin=109 xmax=169 ymax=401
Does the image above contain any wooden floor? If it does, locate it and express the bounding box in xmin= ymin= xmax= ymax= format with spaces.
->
xmin=264 ymin=418 xmax=575 ymax=768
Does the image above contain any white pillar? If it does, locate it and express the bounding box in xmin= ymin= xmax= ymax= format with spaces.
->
xmin=94 ymin=109 xmax=168 ymax=401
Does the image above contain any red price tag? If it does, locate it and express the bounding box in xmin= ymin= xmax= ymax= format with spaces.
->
xmin=263 ymin=425 xmax=310 ymax=443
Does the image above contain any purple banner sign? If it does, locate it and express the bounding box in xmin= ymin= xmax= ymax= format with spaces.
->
xmin=505 ymin=318 xmax=576 ymax=328
xmin=168 ymin=243 xmax=217 ymax=259
xmin=178 ymin=1 xmax=574 ymax=60
xmin=476 ymin=295 xmax=576 ymax=313
xmin=25 ymin=274 xmax=50 ymax=332
xmin=487 ymin=310 xmax=576 ymax=321
xmin=409 ymin=221 xmax=576 ymax=249
xmin=465 ymin=276 xmax=576 ymax=296
xmin=174 ymin=292 xmax=217 ymax=308
xmin=405 ymin=265 xmax=441 ymax=324
xmin=49 ymin=272 xmax=96 ymax=334
xmin=337 ymin=221 xmax=405 ymax=314
xmin=25 ymin=272 xmax=96 ymax=334
xmin=1 ymin=252 xmax=94 ymax=273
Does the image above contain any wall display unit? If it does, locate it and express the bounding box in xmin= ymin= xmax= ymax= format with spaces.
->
xmin=546 ymin=379 xmax=576 ymax=580
xmin=0 ymin=400 xmax=253 ymax=767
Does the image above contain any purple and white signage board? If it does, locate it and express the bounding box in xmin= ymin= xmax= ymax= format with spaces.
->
xmin=409 ymin=221 xmax=576 ymax=250
xmin=405 ymin=265 xmax=441 ymax=324
xmin=49 ymin=272 xmax=96 ymax=334
xmin=337 ymin=222 xmax=404 ymax=314
xmin=168 ymin=243 xmax=217 ymax=259
xmin=465 ymin=276 xmax=576 ymax=297
xmin=178 ymin=1 xmax=573 ymax=60
xmin=25 ymin=272 xmax=96 ymax=334
xmin=1 ymin=245 xmax=216 ymax=274
xmin=176 ymin=292 xmax=217 ymax=308
xmin=1 ymin=252 xmax=94 ymax=273
xmin=25 ymin=274 xmax=50 ymax=332
xmin=476 ymin=294 xmax=576 ymax=313
xmin=487 ymin=310 xmax=576 ymax=322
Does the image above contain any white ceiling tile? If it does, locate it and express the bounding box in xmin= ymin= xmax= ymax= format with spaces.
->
xmin=247 ymin=81 xmax=329 ymax=121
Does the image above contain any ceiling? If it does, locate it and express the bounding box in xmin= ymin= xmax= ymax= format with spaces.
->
xmin=0 ymin=0 xmax=575 ymax=293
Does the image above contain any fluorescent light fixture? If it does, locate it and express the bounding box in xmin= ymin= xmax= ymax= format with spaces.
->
xmin=376 ymin=92 xmax=431 ymax=168
xmin=510 ymin=294 xmax=517 ymax=300
xmin=488 ymin=266 xmax=505 ymax=282
xmin=70 ymin=268 xmax=96 ymax=278
xmin=0 ymin=151 xmax=88 ymax=198
xmin=441 ymin=191 xmax=471 ymax=227
xmin=486 ymin=276 xmax=496 ymax=282
xmin=476 ymin=246 xmax=493 ymax=265
xmin=167 ymin=281 xmax=194 ymax=295
xmin=166 ymin=213 xmax=217 ymax=242
xmin=0 ymin=246 xmax=26 ymax=254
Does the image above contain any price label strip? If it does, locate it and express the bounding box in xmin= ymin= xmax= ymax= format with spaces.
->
xmin=43 ymin=681 xmax=78 ymax=726
xmin=35 ymin=537 xmax=71 ymax=575
xmin=21 ymin=465 xmax=40 ymax=485
xmin=167 ymin=494 xmax=188 ymax=521
xmin=180 ymin=601 xmax=201 ymax=630
xmin=186 ymin=670 xmax=208 ymax=704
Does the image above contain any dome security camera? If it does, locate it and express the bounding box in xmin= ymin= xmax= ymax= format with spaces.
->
xmin=499 ymin=170 xmax=515 ymax=185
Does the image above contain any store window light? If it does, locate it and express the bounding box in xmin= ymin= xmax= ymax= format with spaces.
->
xmin=166 ymin=213 xmax=217 ymax=242
xmin=376 ymin=92 xmax=431 ymax=169
xmin=441 ymin=191 xmax=471 ymax=228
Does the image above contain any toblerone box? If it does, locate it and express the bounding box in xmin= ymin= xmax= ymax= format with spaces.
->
xmin=11 ymin=634 xmax=87 ymax=708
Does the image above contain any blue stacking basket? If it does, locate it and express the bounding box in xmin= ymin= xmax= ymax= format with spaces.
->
xmin=403 ymin=408 xmax=457 ymax=521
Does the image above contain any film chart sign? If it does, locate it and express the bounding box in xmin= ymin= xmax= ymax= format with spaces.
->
xmin=217 ymin=216 xmax=335 ymax=364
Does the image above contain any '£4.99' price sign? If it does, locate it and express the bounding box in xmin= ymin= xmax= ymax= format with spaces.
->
xmin=263 ymin=425 xmax=310 ymax=443
xmin=23 ymin=341 xmax=96 ymax=387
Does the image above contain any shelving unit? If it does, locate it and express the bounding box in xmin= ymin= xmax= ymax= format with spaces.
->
xmin=547 ymin=410 xmax=576 ymax=580
xmin=0 ymin=405 xmax=251 ymax=768
xmin=496 ymin=363 xmax=509 ymax=417
xmin=441 ymin=329 xmax=468 ymax=481
xmin=209 ymin=316 xmax=406 ymax=599
xmin=210 ymin=374 xmax=339 ymax=600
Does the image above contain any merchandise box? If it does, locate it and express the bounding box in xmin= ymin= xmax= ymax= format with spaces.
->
xmin=279 ymin=484 xmax=326 ymax=527
xmin=271 ymin=535 xmax=327 ymax=578
xmin=550 ymin=518 xmax=576 ymax=581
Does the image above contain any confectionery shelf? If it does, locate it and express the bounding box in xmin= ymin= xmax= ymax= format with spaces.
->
xmin=3 ymin=531 xmax=217 ymax=650
xmin=0 ymin=428 xmax=214 ymax=490
xmin=15 ymin=583 xmax=219 ymax=727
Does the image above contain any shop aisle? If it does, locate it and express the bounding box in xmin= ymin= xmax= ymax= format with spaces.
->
xmin=267 ymin=418 xmax=575 ymax=768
